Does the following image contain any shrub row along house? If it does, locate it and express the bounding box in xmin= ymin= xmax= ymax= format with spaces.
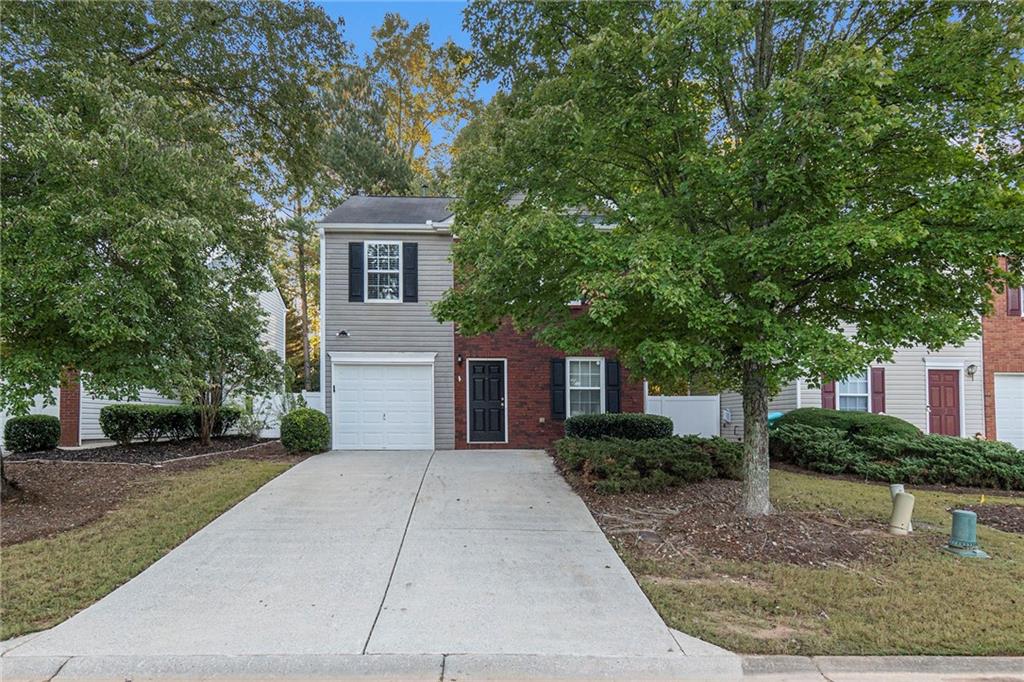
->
xmin=0 ymin=284 xmax=287 ymax=448
xmin=720 ymin=268 xmax=1024 ymax=449
xmin=320 ymin=195 xmax=1022 ymax=452
xmin=318 ymin=196 xmax=643 ymax=451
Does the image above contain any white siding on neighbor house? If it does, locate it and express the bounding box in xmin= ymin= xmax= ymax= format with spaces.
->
xmin=321 ymin=229 xmax=455 ymax=449
xmin=80 ymin=389 xmax=180 ymax=442
xmin=79 ymin=284 xmax=288 ymax=442
xmin=798 ymin=339 xmax=985 ymax=437
xmin=258 ymin=287 xmax=288 ymax=362
xmin=719 ymin=383 xmax=800 ymax=442
xmin=720 ymin=334 xmax=985 ymax=440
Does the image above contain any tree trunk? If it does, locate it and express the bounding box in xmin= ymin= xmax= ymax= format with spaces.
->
xmin=1 ymin=456 xmax=17 ymax=501
xmin=295 ymin=202 xmax=312 ymax=392
xmin=740 ymin=360 xmax=774 ymax=516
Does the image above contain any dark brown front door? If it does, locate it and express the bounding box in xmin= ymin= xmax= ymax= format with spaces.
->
xmin=469 ymin=361 xmax=505 ymax=442
xmin=928 ymin=369 xmax=961 ymax=436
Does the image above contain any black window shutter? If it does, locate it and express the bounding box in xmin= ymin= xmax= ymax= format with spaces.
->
xmin=606 ymin=359 xmax=621 ymax=413
xmin=402 ymin=242 xmax=418 ymax=302
xmin=348 ymin=242 xmax=364 ymax=302
xmin=551 ymin=358 xmax=566 ymax=421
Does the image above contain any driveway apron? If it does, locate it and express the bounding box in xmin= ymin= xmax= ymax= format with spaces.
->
xmin=5 ymin=449 xmax=740 ymax=680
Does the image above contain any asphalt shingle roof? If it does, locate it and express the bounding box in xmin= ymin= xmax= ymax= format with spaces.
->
xmin=320 ymin=196 xmax=455 ymax=225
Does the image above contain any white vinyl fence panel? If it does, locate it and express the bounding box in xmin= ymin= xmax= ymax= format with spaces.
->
xmin=645 ymin=394 xmax=720 ymax=438
xmin=299 ymin=391 xmax=323 ymax=413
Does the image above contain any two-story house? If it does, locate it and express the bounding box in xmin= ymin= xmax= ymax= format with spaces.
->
xmin=318 ymin=196 xmax=642 ymax=451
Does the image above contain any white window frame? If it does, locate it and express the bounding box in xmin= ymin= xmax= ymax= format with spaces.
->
xmin=837 ymin=369 xmax=871 ymax=413
xmin=364 ymin=240 xmax=403 ymax=303
xmin=566 ymin=357 xmax=605 ymax=418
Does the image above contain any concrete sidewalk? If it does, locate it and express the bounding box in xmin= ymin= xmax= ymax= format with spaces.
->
xmin=1 ymin=449 xmax=740 ymax=681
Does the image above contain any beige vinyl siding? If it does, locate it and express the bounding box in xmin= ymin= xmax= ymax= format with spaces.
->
xmin=322 ymin=230 xmax=455 ymax=449
xmin=718 ymin=383 xmax=800 ymax=442
xmin=722 ymin=332 xmax=985 ymax=440
xmin=800 ymin=339 xmax=985 ymax=436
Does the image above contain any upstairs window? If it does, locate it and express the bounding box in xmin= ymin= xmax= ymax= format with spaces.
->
xmin=568 ymin=358 xmax=604 ymax=417
xmin=837 ymin=370 xmax=869 ymax=412
xmin=366 ymin=241 xmax=401 ymax=302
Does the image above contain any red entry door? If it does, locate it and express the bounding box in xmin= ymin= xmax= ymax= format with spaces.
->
xmin=928 ymin=369 xmax=961 ymax=436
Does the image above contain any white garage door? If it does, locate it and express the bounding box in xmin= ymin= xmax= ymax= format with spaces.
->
xmin=333 ymin=362 xmax=434 ymax=450
xmin=995 ymin=374 xmax=1024 ymax=450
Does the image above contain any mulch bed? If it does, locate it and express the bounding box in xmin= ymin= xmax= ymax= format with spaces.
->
xmin=567 ymin=473 xmax=915 ymax=568
xmin=6 ymin=436 xmax=273 ymax=465
xmin=962 ymin=504 xmax=1024 ymax=535
xmin=1 ymin=439 xmax=303 ymax=546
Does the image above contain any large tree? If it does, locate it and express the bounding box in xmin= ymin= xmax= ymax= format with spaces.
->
xmin=437 ymin=1 xmax=1024 ymax=514
xmin=1 ymin=1 xmax=346 ymax=413
xmin=362 ymin=12 xmax=478 ymax=178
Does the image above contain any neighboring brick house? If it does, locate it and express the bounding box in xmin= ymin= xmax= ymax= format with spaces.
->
xmin=318 ymin=196 xmax=643 ymax=451
xmin=983 ymin=267 xmax=1024 ymax=448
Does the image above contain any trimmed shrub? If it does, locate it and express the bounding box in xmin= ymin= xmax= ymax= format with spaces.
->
xmin=100 ymin=404 xmax=246 ymax=445
xmin=99 ymin=404 xmax=156 ymax=445
xmin=676 ymin=435 xmax=744 ymax=480
xmin=769 ymin=424 xmax=867 ymax=475
xmin=280 ymin=408 xmax=330 ymax=453
xmin=771 ymin=424 xmax=1024 ymax=489
xmin=771 ymin=407 xmax=922 ymax=439
xmin=4 ymin=415 xmax=61 ymax=453
xmin=565 ymin=413 xmax=673 ymax=440
xmin=554 ymin=436 xmax=722 ymax=493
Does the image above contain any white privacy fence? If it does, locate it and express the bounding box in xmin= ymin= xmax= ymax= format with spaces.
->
xmin=644 ymin=392 xmax=720 ymax=438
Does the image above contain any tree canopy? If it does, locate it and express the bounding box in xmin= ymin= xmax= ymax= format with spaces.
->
xmin=0 ymin=0 xmax=345 ymax=411
xmin=438 ymin=0 xmax=1024 ymax=514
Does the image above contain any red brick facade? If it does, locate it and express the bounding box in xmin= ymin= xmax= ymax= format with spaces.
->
xmin=982 ymin=270 xmax=1024 ymax=439
xmin=59 ymin=368 xmax=81 ymax=447
xmin=454 ymin=322 xmax=644 ymax=449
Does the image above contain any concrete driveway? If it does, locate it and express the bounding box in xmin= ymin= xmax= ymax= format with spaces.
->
xmin=2 ymin=450 xmax=740 ymax=681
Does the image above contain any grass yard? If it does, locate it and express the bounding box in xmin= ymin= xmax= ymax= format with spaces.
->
xmin=1 ymin=459 xmax=291 ymax=639
xmin=612 ymin=470 xmax=1024 ymax=656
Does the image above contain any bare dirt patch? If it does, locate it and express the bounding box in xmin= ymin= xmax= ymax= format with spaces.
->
xmin=572 ymin=475 xmax=916 ymax=567
xmin=962 ymin=503 xmax=1024 ymax=535
xmin=1 ymin=439 xmax=302 ymax=545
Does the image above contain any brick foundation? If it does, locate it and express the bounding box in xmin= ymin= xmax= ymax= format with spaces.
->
xmin=983 ymin=267 xmax=1024 ymax=439
xmin=59 ymin=368 xmax=81 ymax=447
xmin=454 ymin=322 xmax=643 ymax=449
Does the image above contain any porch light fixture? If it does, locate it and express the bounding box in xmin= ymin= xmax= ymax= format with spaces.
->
xmin=457 ymin=353 xmax=464 ymax=365
xmin=966 ymin=363 xmax=978 ymax=378
xmin=337 ymin=330 xmax=350 ymax=338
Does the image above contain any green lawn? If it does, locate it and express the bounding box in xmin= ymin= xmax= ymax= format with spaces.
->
xmin=1 ymin=459 xmax=290 ymax=639
xmin=627 ymin=470 xmax=1024 ymax=656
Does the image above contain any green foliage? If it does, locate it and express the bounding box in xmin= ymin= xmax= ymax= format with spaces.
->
xmin=361 ymin=12 xmax=478 ymax=177
xmin=555 ymin=436 xmax=740 ymax=494
xmin=99 ymin=404 xmax=244 ymax=446
xmin=280 ymin=408 xmax=330 ymax=453
xmin=3 ymin=415 xmax=61 ymax=453
xmin=772 ymin=408 xmax=922 ymax=439
xmin=441 ymin=2 xmax=1024 ymax=511
xmin=565 ymin=413 xmax=673 ymax=440
xmin=771 ymin=424 xmax=1024 ymax=489
xmin=0 ymin=1 xmax=344 ymax=414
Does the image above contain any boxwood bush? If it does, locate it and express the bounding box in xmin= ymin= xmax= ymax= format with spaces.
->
xmin=770 ymin=423 xmax=1024 ymax=489
xmin=99 ymin=404 xmax=246 ymax=445
xmin=554 ymin=435 xmax=741 ymax=494
xmin=771 ymin=407 xmax=922 ymax=439
xmin=3 ymin=415 xmax=61 ymax=453
xmin=280 ymin=408 xmax=330 ymax=453
xmin=564 ymin=413 xmax=673 ymax=440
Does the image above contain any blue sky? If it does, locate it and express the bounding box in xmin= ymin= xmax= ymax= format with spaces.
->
xmin=316 ymin=1 xmax=498 ymax=102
